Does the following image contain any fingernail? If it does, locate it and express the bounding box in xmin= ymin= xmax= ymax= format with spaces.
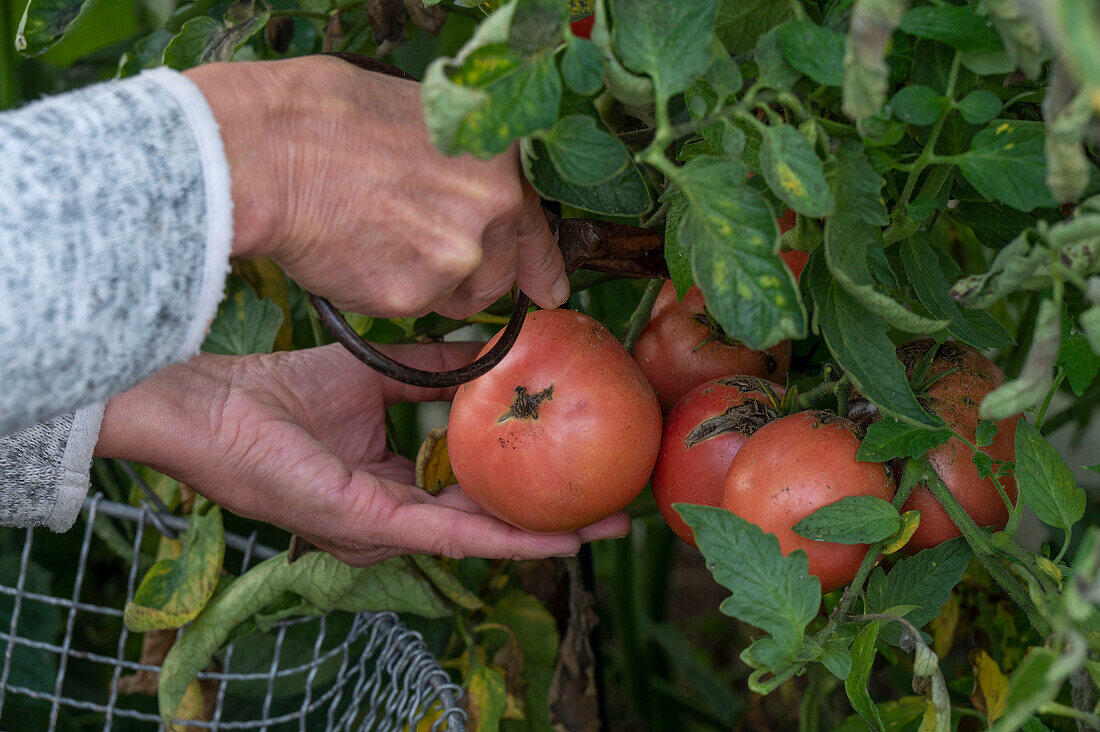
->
xmin=553 ymin=551 xmax=578 ymax=557
xmin=551 ymin=272 xmax=571 ymax=306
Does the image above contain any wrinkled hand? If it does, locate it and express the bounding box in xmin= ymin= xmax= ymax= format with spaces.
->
xmin=94 ymin=343 xmax=628 ymax=565
xmin=185 ymin=56 xmax=569 ymax=319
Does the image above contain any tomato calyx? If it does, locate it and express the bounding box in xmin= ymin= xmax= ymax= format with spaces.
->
xmin=684 ymin=400 xmax=777 ymax=447
xmin=499 ymin=384 xmax=555 ymax=421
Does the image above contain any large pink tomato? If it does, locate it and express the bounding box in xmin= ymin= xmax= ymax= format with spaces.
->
xmin=722 ymin=411 xmax=896 ymax=592
xmin=653 ymin=376 xmax=784 ymax=548
xmin=448 ymin=309 xmax=662 ymax=533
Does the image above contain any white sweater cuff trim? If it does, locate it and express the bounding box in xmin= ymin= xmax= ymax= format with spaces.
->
xmin=47 ymin=403 xmax=106 ymax=532
xmin=141 ymin=66 xmax=234 ymax=360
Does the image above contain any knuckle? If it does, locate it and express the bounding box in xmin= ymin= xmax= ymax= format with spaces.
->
xmin=429 ymin=236 xmax=483 ymax=277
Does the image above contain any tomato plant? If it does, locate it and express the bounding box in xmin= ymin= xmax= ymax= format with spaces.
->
xmin=449 ymin=308 xmax=661 ymax=532
xmin=652 ymin=375 xmax=783 ymax=547
xmin=13 ymin=0 xmax=1100 ymax=729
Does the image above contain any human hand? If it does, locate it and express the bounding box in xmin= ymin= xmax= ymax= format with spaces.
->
xmin=184 ymin=56 xmax=569 ymax=320
xmin=93 ymin=342 xmax=628 ymax=565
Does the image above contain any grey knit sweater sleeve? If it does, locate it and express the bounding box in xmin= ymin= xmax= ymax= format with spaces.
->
xmin=0 ymin=68 xmax=233 ymax=531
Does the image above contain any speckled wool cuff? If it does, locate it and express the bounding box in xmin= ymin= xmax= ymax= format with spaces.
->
xmin=0 ymin=67 xmax=232 ymax=434
xmin=0 ymin=66 xmax=234 ymax=529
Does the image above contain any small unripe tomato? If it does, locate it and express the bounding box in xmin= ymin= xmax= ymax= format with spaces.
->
xmin=448 ymin=309 xmax=662 ymax=533
xmin=895 ymin=339 xmax=1019 ymax=553
xmin=633 ymin=281 xmax=792 ymax=411
xmin=722 ymin=410 xmax=896 ymax=592
xmin=653 ymin=376 xmax=784 ymax=548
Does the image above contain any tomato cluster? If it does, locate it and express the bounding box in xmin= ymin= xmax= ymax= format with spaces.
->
xmin=447 ymin=233 xmax=1014 ymax=593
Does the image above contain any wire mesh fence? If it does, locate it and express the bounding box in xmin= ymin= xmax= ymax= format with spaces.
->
xmin=0 ymin=494 xmax=466 ymax=731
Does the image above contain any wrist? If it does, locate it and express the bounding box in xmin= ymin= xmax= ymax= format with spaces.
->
xmin=183 ymin=61 xmax=296 ymax=260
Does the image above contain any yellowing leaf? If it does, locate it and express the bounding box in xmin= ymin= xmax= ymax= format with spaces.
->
xmin=882 ymin=511 xmax=922 ymax=555
xmin=461 ymin=661 xmax=507 ymax=731
xmin=969 ymin=649 xmax=1009 ymax=722
xmin=124 ymin=498 xmax=225 ymax=632
xmin=929 ymin=593 xmax=959 ymax=658
xmin=170 ymin=679 xmax=208 ymax=732
xmin=415 ymin=427 xmax=458 ymax=495
xmin=232 ymin=258 xmax=294 ymax=351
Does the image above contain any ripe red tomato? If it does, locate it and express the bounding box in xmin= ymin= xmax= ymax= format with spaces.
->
xmin=721 ymin=410 xmax=896 ymax=592
xmin=448 ymin=309 xmax=662 ymax=533
xmin=894 ymin=339 xmax=1019 ymax=553
xmin=570 ymin=15 xmax=594 ymax=38
xmin=633 ymin=281 xmax=792 ymax=411
xmin=653 ymin=376 xmax=784 ymax=548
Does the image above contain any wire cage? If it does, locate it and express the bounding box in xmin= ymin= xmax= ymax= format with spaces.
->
xmin=0 ymin=493 xmax=466 ymax=731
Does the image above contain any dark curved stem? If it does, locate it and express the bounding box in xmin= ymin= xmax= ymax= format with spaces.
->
xmin=308 ymin=290 xmax=530 ymax=388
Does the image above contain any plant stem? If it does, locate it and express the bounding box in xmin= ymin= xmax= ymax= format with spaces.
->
xmin=621 ymin=279 xmax=662 ymax=352
xmin=1039 ymin=702 xmax=1100 ymax=728
xmin=918 ymin=458 xmax=1050 ymax=635
xmin=1041 ymin=377 xmax=1100 ymax=435
xmin=1035 ymin=369 xmax=1067 ymax=431
xmin=0 ymin=0 xmax=18 ymax=110
xmin=883 ymin=53 xmax=961 ymax=245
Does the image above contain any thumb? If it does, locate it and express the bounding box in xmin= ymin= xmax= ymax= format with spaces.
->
xmin=513 ymin=183 xmax=569 ymax=309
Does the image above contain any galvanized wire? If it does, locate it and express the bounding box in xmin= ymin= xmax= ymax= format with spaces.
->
xmin=0 ymin=494 xmax=467 ymax=731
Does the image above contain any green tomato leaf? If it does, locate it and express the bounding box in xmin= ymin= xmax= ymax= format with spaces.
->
xmin=677 ymin=504 xmax=821 ymax=669
xmin=755 ymin=24 xmax=801 ymax=90
xmin=792 ymin=496 xmax=901 ymax=545
xmin=124 ymin=498 xmax=224 ymax=632
xmin=976 ymin=420 xmax=999 ymax=448
xmin=825 ymin=144 xmax=947 ymax=334
xmin=889 ymin=84 xmax=944 ymax=126
xmin=158 ymin=551 xmax=447 ymax=722
xmin=1083 ymin=304 xmax=1100 ymax=356
xmin=484 ymin=589 xmax=559 ymax=727
xmin=423 ymin=3 xmax=563 ymax=158
xmin=1058 ymin=333 xmax=1100 ymax=395
xmin=857 ymin=419 xmax=953 ymax=462
xmin=845 ymin=621 xmax=885 ymax=732
xmin=610 ymin=0 xmax=718 ymax=98
xmin=202 ymin=275 xmax=285 ymax=356
xmin=865 ymin=538 xmax=972 ymax=646
xmin=760 ymin=124 xmax=834 ymax=217
xmin=899 ymin=5 xmax=1003 ymax=54
xmin=957 ymin=120 xmax=1056 ymax=213
xmin=715 ymin=0 xmax=792 ymax=53
xmin=677 ymin=156 xmax=806 ymax=349
xmin=561 ymin=35 xmax=604 ymax=95
xmin=522 ymin=137 xmax=651 ymax=215
xmin=1014 ymin=420 xmax=1086 ymax=534
xmin=901 ymin=236 xmax=1014 ymax=349
xmin=162 ymin=12 xmax=270 ymax=70
xmin=957 ymin=90 xmax=1002 ymax=125
xmin=543 ymin=114 xmax=629 ymax=186
xmin=806 ymin=254 xmax=938 ymax=427
xmin=15 ymin=0 xmax=95 ymax=56
xmin=663 ymin=186 xmax=693 ymax=298
xmin=822 ymin=637 xmax=852 ymax=681
xmin=777 ymin=20 xmax=844 ymax=87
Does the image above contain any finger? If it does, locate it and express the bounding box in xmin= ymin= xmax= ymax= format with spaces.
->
xmin=384 ymin=502 xmax=584 ymax=559
xmin=577 ymin=512 xmax=632 ymax=542
xmin=434 ymin=223 xmax=519 ymax=319
xmin=513 ymin=182 xmax=569 ymax=310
